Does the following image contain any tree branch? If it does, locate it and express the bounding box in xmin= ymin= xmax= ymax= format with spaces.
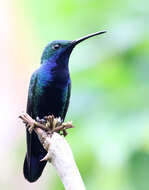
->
xmin=19 ymin=113 xmax=86 ymax=190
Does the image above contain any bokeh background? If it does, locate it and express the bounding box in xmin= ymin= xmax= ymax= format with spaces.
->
xmin=1 ymin=0 xmax=149 ymax=189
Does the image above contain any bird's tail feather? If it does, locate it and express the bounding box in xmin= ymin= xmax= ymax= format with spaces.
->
xmin=24 ymin=130 xmax=47 ymax=182
xmin=23 ymin=154 xmax=47 ymax=182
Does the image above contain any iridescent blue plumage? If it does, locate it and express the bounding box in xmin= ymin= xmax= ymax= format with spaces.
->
xmin=24 ymin=40 xmax=72 ymax=182
xmin=23 ymin=31 xmax=106 ymax=183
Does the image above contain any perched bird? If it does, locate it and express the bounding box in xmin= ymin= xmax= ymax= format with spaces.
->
xmin=24 ymin=31 xmax=106 ymax=182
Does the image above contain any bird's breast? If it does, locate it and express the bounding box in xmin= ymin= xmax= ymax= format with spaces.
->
xmin=33 ymin=66 xmax=70 ymax=119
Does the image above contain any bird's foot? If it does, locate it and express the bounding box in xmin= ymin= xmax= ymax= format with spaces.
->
xmin=38 ymin=116 xmax=74 ymax=136
xmin=19 ymin=113 xmax=74 ymax=136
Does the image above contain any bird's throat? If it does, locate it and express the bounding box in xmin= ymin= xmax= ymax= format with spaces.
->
xmin=39 ymin=61 xmax=70 ymax=87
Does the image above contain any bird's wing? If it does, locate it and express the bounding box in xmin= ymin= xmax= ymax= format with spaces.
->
xmin=61 ymin=82 xmax=71 ymax=120
xmin=26 ymin=71 xmax=38 ymax=117
xmin=24 ymin=71 xmax=47 ymax=182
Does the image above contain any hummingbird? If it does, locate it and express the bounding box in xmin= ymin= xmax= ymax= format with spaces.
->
xmin=24 ymin=31 xmax=106 ymax=182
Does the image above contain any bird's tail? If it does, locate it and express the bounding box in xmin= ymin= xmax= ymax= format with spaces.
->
xmin=23 ymin=131 xmax=47 ymax=182
xmin=23 ymin=153 xmax=47 ymax=182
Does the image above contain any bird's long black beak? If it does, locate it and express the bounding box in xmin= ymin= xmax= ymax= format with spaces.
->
xmin=71 ymin=30 xmax=107 ymax=46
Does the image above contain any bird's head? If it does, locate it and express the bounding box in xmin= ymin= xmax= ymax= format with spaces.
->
xmin=41 ymin=40 xmax=72 ymax=65
xmin=41 ymin=31 xmax=107 ymax=66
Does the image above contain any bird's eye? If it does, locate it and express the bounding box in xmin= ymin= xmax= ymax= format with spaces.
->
xmin=52 ymin=44 xmax=61 ymax=50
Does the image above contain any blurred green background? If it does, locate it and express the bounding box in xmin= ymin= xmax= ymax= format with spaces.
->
xmin=0 ymin=0 xmax=149 ymax=189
